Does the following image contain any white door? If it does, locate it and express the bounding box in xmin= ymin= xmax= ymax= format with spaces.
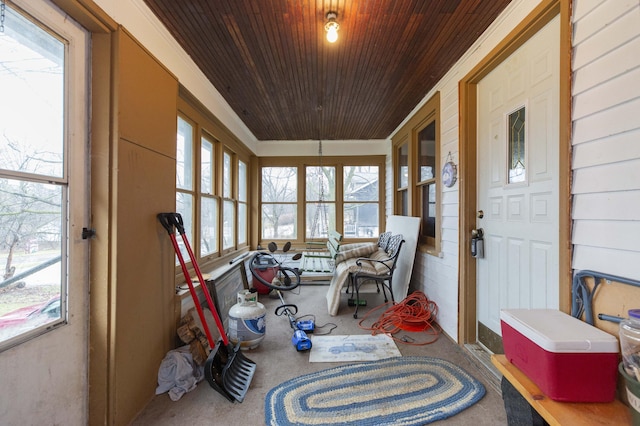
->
xmin=0 ymin=0 xmax=90 ymax=424
xmin=476 ymin=16 xmax=560 ymax=350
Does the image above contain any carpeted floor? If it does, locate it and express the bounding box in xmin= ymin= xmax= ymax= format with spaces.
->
xmin=132 ymin=284 xmax=508 ymax=425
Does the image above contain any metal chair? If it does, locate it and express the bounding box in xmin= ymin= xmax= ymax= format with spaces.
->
xmin=349 ymin=234 xmax=404 ymax=318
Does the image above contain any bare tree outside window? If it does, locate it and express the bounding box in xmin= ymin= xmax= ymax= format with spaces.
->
xmin=0 ymin=5 xmax=66 ymax=347
xmin=306 ymin=166 xmax=336 ymax=239
xmin=261 ymin=167 xmax=297 ymax=239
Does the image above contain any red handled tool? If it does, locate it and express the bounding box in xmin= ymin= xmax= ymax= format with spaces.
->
xmin=158 ymin=212 xmax=256 ymax=402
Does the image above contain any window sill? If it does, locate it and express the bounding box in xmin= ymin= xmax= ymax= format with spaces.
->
xmin=418 ymin=244 xmax=442 ymax=258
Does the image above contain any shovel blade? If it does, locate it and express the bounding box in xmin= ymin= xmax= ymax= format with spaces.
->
xmin=222 ymin=344 xmax=256 ymax=402
xmin=204 ymin=341 xmax=256 ymax=402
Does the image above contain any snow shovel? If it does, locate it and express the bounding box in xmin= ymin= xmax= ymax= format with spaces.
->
xmin=158 ymin=212 xmax=256 ymax=402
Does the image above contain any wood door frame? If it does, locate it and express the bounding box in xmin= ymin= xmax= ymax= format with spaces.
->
xmin=458 ymin=0 xmax=573 ymax=345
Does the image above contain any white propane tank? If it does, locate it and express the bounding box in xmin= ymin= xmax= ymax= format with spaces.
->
xmin=228 ymin=289 xmax=266 ymax=350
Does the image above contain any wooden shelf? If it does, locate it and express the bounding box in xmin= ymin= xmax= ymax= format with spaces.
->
xmin=492 ymin=354 xmax=631 ymax=426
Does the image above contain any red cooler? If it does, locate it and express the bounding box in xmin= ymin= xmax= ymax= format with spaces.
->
xmin=500 ymin=309 xmax=619 ymax=402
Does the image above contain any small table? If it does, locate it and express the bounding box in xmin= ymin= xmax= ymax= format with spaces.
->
xmin=491 ymin=354 xmax=631 ymax=426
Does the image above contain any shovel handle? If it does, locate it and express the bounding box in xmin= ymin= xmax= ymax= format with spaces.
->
xmin=157 ymin=213 xmax=217 ymax=348
xmin=157 ymin=212 xmax=174 ymax=234
xmin=168 ymin=213 xmax=230 ymax=346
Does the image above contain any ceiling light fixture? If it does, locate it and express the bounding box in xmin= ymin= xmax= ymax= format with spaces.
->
xmin=325 ymin=12 xmax=339 ymax=43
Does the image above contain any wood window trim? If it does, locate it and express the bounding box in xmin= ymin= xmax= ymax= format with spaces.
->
xmin=257 ymin=155 xmax=386 ymax=248
xmin=177 ymin=88 xmax=252 ymax=272
xmin=392 ymin=92 xmax=441 ymax=256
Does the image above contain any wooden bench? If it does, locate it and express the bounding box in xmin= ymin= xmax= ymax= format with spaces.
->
xmin=492 ymin=354 xmax=631 ymax=425
xmin=301 ymin=230 xmax=343 ymax=272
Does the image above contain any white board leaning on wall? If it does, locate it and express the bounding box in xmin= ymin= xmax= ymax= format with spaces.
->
xmin=385 ymin=215 xmax=420 ymax=301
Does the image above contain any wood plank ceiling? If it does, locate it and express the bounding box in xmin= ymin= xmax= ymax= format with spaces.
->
xmin=143 ymin=0 xmax=512 ymax=141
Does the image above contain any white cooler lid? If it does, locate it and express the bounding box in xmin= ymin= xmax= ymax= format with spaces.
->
xmin=500 ymin=309 xmax=619 ymax=353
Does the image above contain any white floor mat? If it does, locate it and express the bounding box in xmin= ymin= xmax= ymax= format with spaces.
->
xmin=309 ymin=334 xmax=401 ymax=362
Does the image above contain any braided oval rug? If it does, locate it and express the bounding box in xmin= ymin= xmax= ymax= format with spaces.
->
xmin=265 ymin=356 xmax=486 ymax=426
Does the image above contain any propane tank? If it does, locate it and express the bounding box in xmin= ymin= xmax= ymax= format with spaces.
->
xmin=228 ymin=289 xmax=266 ymax=350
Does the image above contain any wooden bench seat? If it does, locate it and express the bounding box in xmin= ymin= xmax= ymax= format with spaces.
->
xmin=301 ymin=230 xmax=343 ymax=272
xmin=491 ymin=354 xmax=631 ymax=425
xmin=303 ymin=230 xmax=342 ymax=258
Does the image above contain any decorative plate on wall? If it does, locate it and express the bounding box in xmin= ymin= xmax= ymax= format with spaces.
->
xmin=442 ymin=154 xmax=457 ymax=188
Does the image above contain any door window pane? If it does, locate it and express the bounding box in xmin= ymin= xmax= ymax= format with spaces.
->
xmin=0 ymin=7 xmax=64 ymax=178
xmin=0 ymin=179 xmax=63 ymax=343
xmin=508 ymin=106 xmax=526 ymax=184
xmin=0 ymin=5 xmax=68 ymax=348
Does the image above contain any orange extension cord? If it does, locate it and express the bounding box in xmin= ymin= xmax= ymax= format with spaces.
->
xmin=358 ymin=291 xmax=441 ymax=345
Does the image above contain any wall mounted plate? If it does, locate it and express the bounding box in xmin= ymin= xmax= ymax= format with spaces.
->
xmin=442 ymin=161 xmax=457 ymax=187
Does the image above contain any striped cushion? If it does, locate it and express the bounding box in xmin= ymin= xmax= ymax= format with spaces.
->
xmin=347 ymin=261 xmax=379 ymax=275
xmin=346 ymin=248 xmax=390 ymax=275
xmin=370 ymin=249 xmax=393 ymax=274
xmin=334 ymin=243 xmax=377 ymax=264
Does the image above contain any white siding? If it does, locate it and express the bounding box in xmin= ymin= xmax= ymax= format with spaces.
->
xmin=571 ymin=0 xmax=640 ymax=281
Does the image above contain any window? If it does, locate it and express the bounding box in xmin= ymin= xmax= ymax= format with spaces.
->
xmin=222 ymin=151 xmax=235 ymax=251
xmin=392 ymin=92 xmax=441 ymax=254
xmin=259 ymin=157 xmax=385 ymax=245
xmin=417 ymin=121 xmax=437 ymax=245
xmin=508 ymin=106 xmax=526 ymax=184
xmin=344 ymin=166 xmax=380 ymax=238
xmin=306 ymin=166 xmax=335 ymax=239
xmin=237 ymin=160 xmax=247 ymax=245
xmin=176 ymin=89 xmax=251 ymax=271
xmin=261 ymin=167 xmax=298 ymax=240
xmin=200 ymin=135 xmax=217 ymax=256
xmin=396 ymin=141 xmax=409 ymax=216
xmin=176 ymin=116 xmax=195 ymax=259
xmin=0 ymin=3 xmax=87 ymax=349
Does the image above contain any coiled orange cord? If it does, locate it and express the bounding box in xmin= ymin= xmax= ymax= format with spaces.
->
xmin=358 ymin=291 xmax=441 ymax=345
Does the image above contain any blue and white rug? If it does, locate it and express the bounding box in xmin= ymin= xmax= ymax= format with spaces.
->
xmin=265 ymin=356 xmax=486 ymax=426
